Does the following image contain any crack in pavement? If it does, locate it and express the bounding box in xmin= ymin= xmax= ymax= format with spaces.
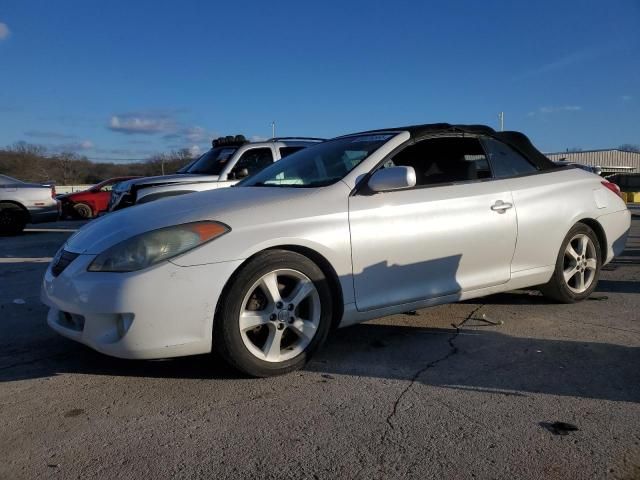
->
xmin=383 ymin=304 xmax=484 ymax=434
xmin=375 ymin=304 xmax=485 ymax=476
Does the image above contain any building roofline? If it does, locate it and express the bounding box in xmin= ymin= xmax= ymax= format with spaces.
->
xmin=546 ymin=148 xmax=640 ymax=155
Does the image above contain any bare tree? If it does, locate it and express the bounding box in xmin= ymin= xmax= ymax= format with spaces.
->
xmin=0 ymin=144 xmax=194 ymax=184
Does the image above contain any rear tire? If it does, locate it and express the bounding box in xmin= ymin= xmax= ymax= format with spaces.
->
xmin=73 ymin=203 xmax=94 ymax=219
xmin=213 ymin=250 xmax=333 ymax=377
xmin=0 ymin=205 xmax=27 ymax=235
xmin=539 ymin=223 xmax=602 ymax=303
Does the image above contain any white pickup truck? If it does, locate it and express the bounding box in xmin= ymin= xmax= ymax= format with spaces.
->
xmin=108 ymin=136 xmax=324 ymax=211
xmin=0 ymin=174 xmax=59 ymax=235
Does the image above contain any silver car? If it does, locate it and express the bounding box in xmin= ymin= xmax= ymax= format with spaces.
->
xmin=42 ymin=123 xmax=630 ymax=377
xmin=0 ymin=174 xmax=59 ymax=235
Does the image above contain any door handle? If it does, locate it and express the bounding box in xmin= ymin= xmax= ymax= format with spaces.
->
xmin=491 ymin=200 xmax=513 ymax=213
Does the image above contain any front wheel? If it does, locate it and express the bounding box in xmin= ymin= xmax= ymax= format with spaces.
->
xmin=73 ymin=203 xmax=94 ymax=219
xmin=213 ymin=250 xmax=333 ymax=377
xmin=540 ymin=223 xmax=602 ymax=303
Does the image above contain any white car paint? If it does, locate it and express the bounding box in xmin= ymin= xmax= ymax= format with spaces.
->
xmin=0 ymin=174 xmax=59 ymax=223
xmin=41 ymin=128 xmax=631 ymax=360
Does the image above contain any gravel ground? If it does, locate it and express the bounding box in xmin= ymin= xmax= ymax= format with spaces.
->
xmin=1 ymin=210 xmax=639 ymax=479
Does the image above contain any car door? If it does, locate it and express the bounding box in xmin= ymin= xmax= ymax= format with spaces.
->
xmin=348 ymin=135 xmax=518 ymax=312
xmin=480 ymin=136 xmax=567 ymax=273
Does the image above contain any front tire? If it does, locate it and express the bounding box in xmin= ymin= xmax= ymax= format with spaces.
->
xmin=213 ymin=250 xmax=333 ymax=377
xmin=73 ymin=203 xmax=94 ymax=219
xmin=540 ymin=223 xmax=602 ymax=303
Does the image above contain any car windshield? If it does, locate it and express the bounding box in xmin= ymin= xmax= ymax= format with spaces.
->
xmin=240 ymin=134 xmax=394 ymax=188
xmin=185 ymin=147 xmax=238 ymax=175
xmin=0 ymin=174 xmax=23 ymax=185
xmin=175 ymin=158 xmax=198 ymax=173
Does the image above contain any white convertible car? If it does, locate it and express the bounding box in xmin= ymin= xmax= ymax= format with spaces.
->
xmin=42 ymin=124 xmax=630 ymax=376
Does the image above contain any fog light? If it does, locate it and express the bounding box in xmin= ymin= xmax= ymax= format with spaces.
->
xmin=58 ymin=311 xmax=85 ymax=331
xmin=116 ymin=314 xmax=134 ymax=339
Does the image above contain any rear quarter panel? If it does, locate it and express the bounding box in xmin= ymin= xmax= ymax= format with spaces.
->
xmin=506 ymin=168 xmax=628 ymax=272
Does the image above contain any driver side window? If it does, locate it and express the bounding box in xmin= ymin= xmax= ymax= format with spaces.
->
xmin=231 ymin=148 xmax=274 ymax=177
xmin=389 ymin=137 xmax=491 ymax=186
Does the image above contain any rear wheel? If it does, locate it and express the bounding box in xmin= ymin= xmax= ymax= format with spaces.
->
xmin=73 ymin=203 xmax=94 ymax=219
xmin=540 ymin=223 xmax=601 ymax=303
xmin=0 ymin=204 xmax=27 ymax=235
xmin=213 ymin=250 xmax=333 ymax=377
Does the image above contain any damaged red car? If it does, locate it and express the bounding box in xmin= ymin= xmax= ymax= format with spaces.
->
xmin=59 ymin=177 xmax=139 ymax=219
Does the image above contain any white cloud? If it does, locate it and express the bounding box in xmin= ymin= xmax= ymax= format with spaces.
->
xmin=184 ymin=126 xmax=206 ymax=142
xmin=528 ymin=105 xmax=582 ymax=117
xmin=108 ymin=113 xmax=175 ymax=135
xmin=188 ymin=145 xmax=201 ymax=157
xmin=250 ymin=135 xmax=269 ymax=142
xmin=621 ymin=95 xmax=633 ymax=102
xmin=514 ymin=43 xmax=618 ymax=80
xmin=163 ymin=126 xmax=213 ymax=144
xmin=541 ymin=106 xmax=581 ymax=113
xmin=0 ymin=22 xmax=10 ymax=40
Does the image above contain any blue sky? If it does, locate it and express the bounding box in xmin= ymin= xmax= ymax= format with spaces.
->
xmin=0 ymin=0 xmax=638 ymax=162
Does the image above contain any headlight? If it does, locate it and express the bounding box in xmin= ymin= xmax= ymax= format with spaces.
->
xmin=88 ymin=221 xmax=229 ymax=272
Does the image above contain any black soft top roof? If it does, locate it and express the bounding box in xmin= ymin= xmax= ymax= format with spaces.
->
xmin=350 ymin=123 xmax=555 ymax=170
xmin=354 ymin=122 xmax=495 ymax=138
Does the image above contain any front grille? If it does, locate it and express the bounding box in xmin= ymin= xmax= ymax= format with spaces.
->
xmin=51 ymin=250 xmax=79 ymax=277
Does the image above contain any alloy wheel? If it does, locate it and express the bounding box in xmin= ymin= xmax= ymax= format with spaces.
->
xmin=239 ymin=269 xmax=321 ymax=363
xmin=563 ymin=233 xmax=598 ymax=294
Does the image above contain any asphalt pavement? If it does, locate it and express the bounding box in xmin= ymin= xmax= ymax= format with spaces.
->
xmin=1 ymin=211 xmax=639 ymax=479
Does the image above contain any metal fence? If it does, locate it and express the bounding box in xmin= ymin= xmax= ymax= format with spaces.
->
xmin=55 ymin=185 xmax=93 ymax=194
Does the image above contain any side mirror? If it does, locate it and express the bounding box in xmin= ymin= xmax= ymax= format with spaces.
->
xmin=368 ymin=166 xmax=416 ymax=192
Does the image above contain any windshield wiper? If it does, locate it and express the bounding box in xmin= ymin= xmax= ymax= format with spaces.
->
xmin=287 ymin=179 xmax=341 ymax=188
xmin=249 ymin=182 xmax=286 ymax=187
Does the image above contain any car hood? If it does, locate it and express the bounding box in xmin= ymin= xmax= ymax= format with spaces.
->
xmin=64 ymin=186 xmax=327 ymax=254
xmin=117 ymin=174 xmax=219 ymax=191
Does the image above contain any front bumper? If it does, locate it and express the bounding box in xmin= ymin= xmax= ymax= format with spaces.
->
xmin=41 ymin=254 xmax=244 ymax=359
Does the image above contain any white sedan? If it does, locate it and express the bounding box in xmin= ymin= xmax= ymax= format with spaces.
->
xmin=42 ymin=123 xmax=631 ymax=376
